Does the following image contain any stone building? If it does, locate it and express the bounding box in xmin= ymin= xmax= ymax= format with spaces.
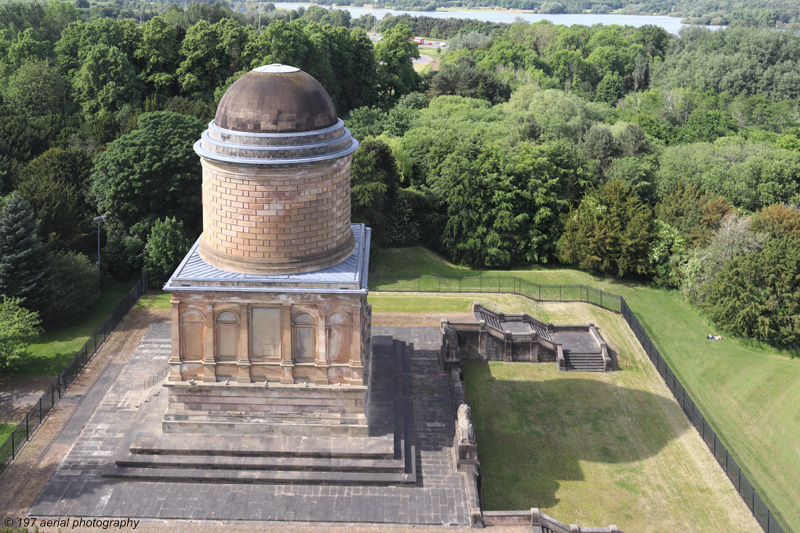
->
xmin=162 ymin=64 xmax=372 ymax=436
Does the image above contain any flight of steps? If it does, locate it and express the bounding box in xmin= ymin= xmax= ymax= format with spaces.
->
xmin=563 ymin=351 xmax=606 ymax=372
xmin=103 ymin=338 xmax=417 ymax=487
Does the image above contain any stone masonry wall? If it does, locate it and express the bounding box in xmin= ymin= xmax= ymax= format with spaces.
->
xmin=198 ymin=155 xmax=354 ymax=274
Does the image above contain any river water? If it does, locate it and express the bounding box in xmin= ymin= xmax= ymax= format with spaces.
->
xmin=271 ymin=2 xmax=714 ymax=34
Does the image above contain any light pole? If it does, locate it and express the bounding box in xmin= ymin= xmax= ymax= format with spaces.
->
xmin=93 ymin=215 xmax=107 ymax=283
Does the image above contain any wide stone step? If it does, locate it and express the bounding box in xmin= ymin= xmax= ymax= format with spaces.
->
xmin=162 ymin=419 xmax=369 ymax=437
xmin=116 ymin=453 xmax=405 ymax=473
xmin=130 ymin=433 xmax=395 ymax=459
xmin=103 ymin=465 xmax=416 ymax=486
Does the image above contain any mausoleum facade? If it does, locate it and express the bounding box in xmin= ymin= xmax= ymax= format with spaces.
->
xmin=162 ymin=64 xmax=372 ymax=435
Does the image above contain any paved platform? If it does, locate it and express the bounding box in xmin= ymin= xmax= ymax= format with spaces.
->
xmin=29 ymin=325 xmax=468 ymax=525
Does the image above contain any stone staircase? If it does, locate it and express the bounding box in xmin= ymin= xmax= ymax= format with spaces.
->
xmin=563 ymin=350 xmax=606 ymax=372
xmin=103 ymin=338 xmax=418 ymax=487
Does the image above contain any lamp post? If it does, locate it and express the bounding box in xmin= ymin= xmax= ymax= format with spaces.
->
xmin=93 ymin=215 xmax=107 ymax=283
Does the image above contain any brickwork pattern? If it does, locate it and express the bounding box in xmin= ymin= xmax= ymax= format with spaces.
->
xmin=198 ymin=156 xmax=354 ymax=274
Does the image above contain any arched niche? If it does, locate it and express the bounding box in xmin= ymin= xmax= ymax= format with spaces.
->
xmin=180 ymin=309 xmax=205 ymax=362
xmin=326 ymin=312 xmax=352 ymax=364
xmin=292 ymin=312 xmax=316 ymax=363
xmin=215 ymin=310 xmax=239 ymax=362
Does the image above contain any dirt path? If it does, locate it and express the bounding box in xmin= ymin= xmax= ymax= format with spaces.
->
xmin=0 ymin=375 xmax=53 ymax=423
xmin=0 ymin=308 xmax=169 ymax=520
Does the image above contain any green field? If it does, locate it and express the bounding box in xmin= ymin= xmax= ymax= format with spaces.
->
xmin=14 ymin=282 xmax=132 ymax=376
xmin=370 ymin=246 xmax=800 ymax=531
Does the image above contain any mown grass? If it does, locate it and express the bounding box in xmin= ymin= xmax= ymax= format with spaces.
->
xmin=14 ymin=281 xmax=132 ymax=376
xmin=0 ymin=423 xmax=16 ymax=445
xmin=135 ymin=292 xmax=171 ymax=310
xmin=370 ymin=246 xmax=800 ymax=531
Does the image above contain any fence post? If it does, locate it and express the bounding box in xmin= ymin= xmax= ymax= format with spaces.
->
xmin=559 ymin=284 xmax=562 ymax=301
xmin=25 ymin=414 xmax=29 ymax=441
xmin=600 ymin=290 xmax=603 ymax=308
xmin=11 ymin=432 xmax=14 ymax=460
xmin=39 ymin=398 xmax=42 ymax=424
xmin=538 ymin=284 xmax=541 ymax=300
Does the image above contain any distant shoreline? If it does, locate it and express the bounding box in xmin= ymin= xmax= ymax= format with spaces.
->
xmin=271 ymin=1 xmax=684 ymax=19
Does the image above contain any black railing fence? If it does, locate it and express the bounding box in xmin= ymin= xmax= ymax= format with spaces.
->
xmin=0 ymin=275 xmax=148 ymax=472
xmin=371 ymin=273 xmax=788 ymax=533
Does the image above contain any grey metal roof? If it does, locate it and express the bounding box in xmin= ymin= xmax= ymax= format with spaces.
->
xmin=164 ymin=224 xmax=371 ymax=294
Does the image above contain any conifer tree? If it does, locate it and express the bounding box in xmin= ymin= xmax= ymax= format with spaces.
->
xmin=0 ymin=192 xmax=50 ymax=309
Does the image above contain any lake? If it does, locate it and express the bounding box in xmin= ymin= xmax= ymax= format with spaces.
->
xmin=271 ymin=2 xmax=716 ymax=34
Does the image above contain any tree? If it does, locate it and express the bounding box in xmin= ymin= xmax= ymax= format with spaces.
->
xmin=374 ymin=24 xmax=420 ymax=105
xmin=655 ymin=182 xmax=731 ymax=246
xmin=0 ymin=110 xmax=50 ymax=192
xmin=178 ymin=19 xmax=254 ymax=99
xmin=143 ymin=217 xmax=193 ymax=284
xmin=16 ymin=148 xmax=93 ymax=251
xmin=594 ymin=72 xmax=624 ymax=105
xmin=39 ymin=251 xmax=99 ymax=328
xmin=91 ymin=111 xmax=204 ymax=238
xmin=705 ymin=236 xmax=800 ymax=346
xmin=681 ymin=214 xmax=766 ymax=304
xmin=0 ymin=192 xmax=50 ymax=309
xmin=350 ymin=138 xmax=401 ymax=242
xmin=73 ymin=44 xmax=141 ymax=114
xmin=0 ymin=296 xmax=41 ymax=370
xmin=557 ymin=179 xmax=654 ymax=277
xmin=136 ymin=16 xmax=181 ymax=97
xmin=427 ymin=56 xmax=510 ymax=104
xmin=2 ymin=58 xmax=71 ymax=117
xmin=752 ymin=204 xmax=800 ymax=238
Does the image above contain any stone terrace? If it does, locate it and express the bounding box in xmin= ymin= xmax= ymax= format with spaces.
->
xmin=28 ymin=325 xmax=469 ymax=525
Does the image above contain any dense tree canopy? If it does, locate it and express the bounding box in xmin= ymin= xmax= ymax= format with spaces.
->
xmin=91 ymin=111 xmax=204 ymax=235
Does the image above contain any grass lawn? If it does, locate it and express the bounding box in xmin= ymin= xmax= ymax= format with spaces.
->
xmin=370 ymin=246 xmax=800 ymax=531
xmin=14 ymin=281 xmax=132 ymax=376
xmin=0 ymin=423 xmax=16 ymax=445
xmin=459 ymin=302 xmax=757 ymax=531
xmin=135 ymin=291 xmax=171 ymax=311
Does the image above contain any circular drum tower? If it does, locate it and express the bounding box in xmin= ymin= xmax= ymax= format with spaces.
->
xmin=194 ymin=64 xmax=358 ymax=274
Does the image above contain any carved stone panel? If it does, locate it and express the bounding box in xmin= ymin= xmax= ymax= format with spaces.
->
xmin=293 ymin=313 xmax=316 ymax=363
xmin=327 ymin=312 xmax=352 ymax=364
xmin=250 ymin=307 xmax=281 ymax=361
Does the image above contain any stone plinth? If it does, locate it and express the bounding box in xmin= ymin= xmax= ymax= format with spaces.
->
xmin=162 ymin=381 xmax=369 ymax=436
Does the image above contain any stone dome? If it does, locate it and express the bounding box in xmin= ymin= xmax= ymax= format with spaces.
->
xmin=193 ymin=64 xmax=359 ymax=275
xmin=215 ymin=64 xmax=338 ymax=133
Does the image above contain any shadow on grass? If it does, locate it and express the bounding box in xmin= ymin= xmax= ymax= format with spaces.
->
xmin=464 ymin=361 xmax=690 ymax=511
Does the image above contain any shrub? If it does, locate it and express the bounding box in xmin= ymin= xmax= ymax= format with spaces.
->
xmin=143 ymin=217 xmax=193 ymax=284
xmin=0 ymin=296 xmax=41 ymax=371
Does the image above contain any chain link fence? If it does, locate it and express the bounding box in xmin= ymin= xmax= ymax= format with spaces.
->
xmin=371 ymin=273 xmax=787 ymax=533
xmin=0 ymin=275 xmax=149 ymax=472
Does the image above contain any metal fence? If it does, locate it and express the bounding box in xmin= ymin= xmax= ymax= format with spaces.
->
xmin=620 ymin=298 xmax=786 ymax=533
xmin=371 ymin=273 xmax=787 ymax=533
xmin=0 ymin=275 xmax=149 ymax=472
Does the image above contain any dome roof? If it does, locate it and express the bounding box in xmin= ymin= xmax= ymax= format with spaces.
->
xmin=214 ymin=65 xmax=339 ymax=134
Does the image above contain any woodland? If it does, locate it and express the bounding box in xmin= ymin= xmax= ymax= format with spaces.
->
xmin=0 ymin=0 xmax=799 ymax=370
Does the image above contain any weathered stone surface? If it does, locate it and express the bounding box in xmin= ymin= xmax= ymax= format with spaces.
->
xmin=28 ymin=325 xmax=469 ymax=525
